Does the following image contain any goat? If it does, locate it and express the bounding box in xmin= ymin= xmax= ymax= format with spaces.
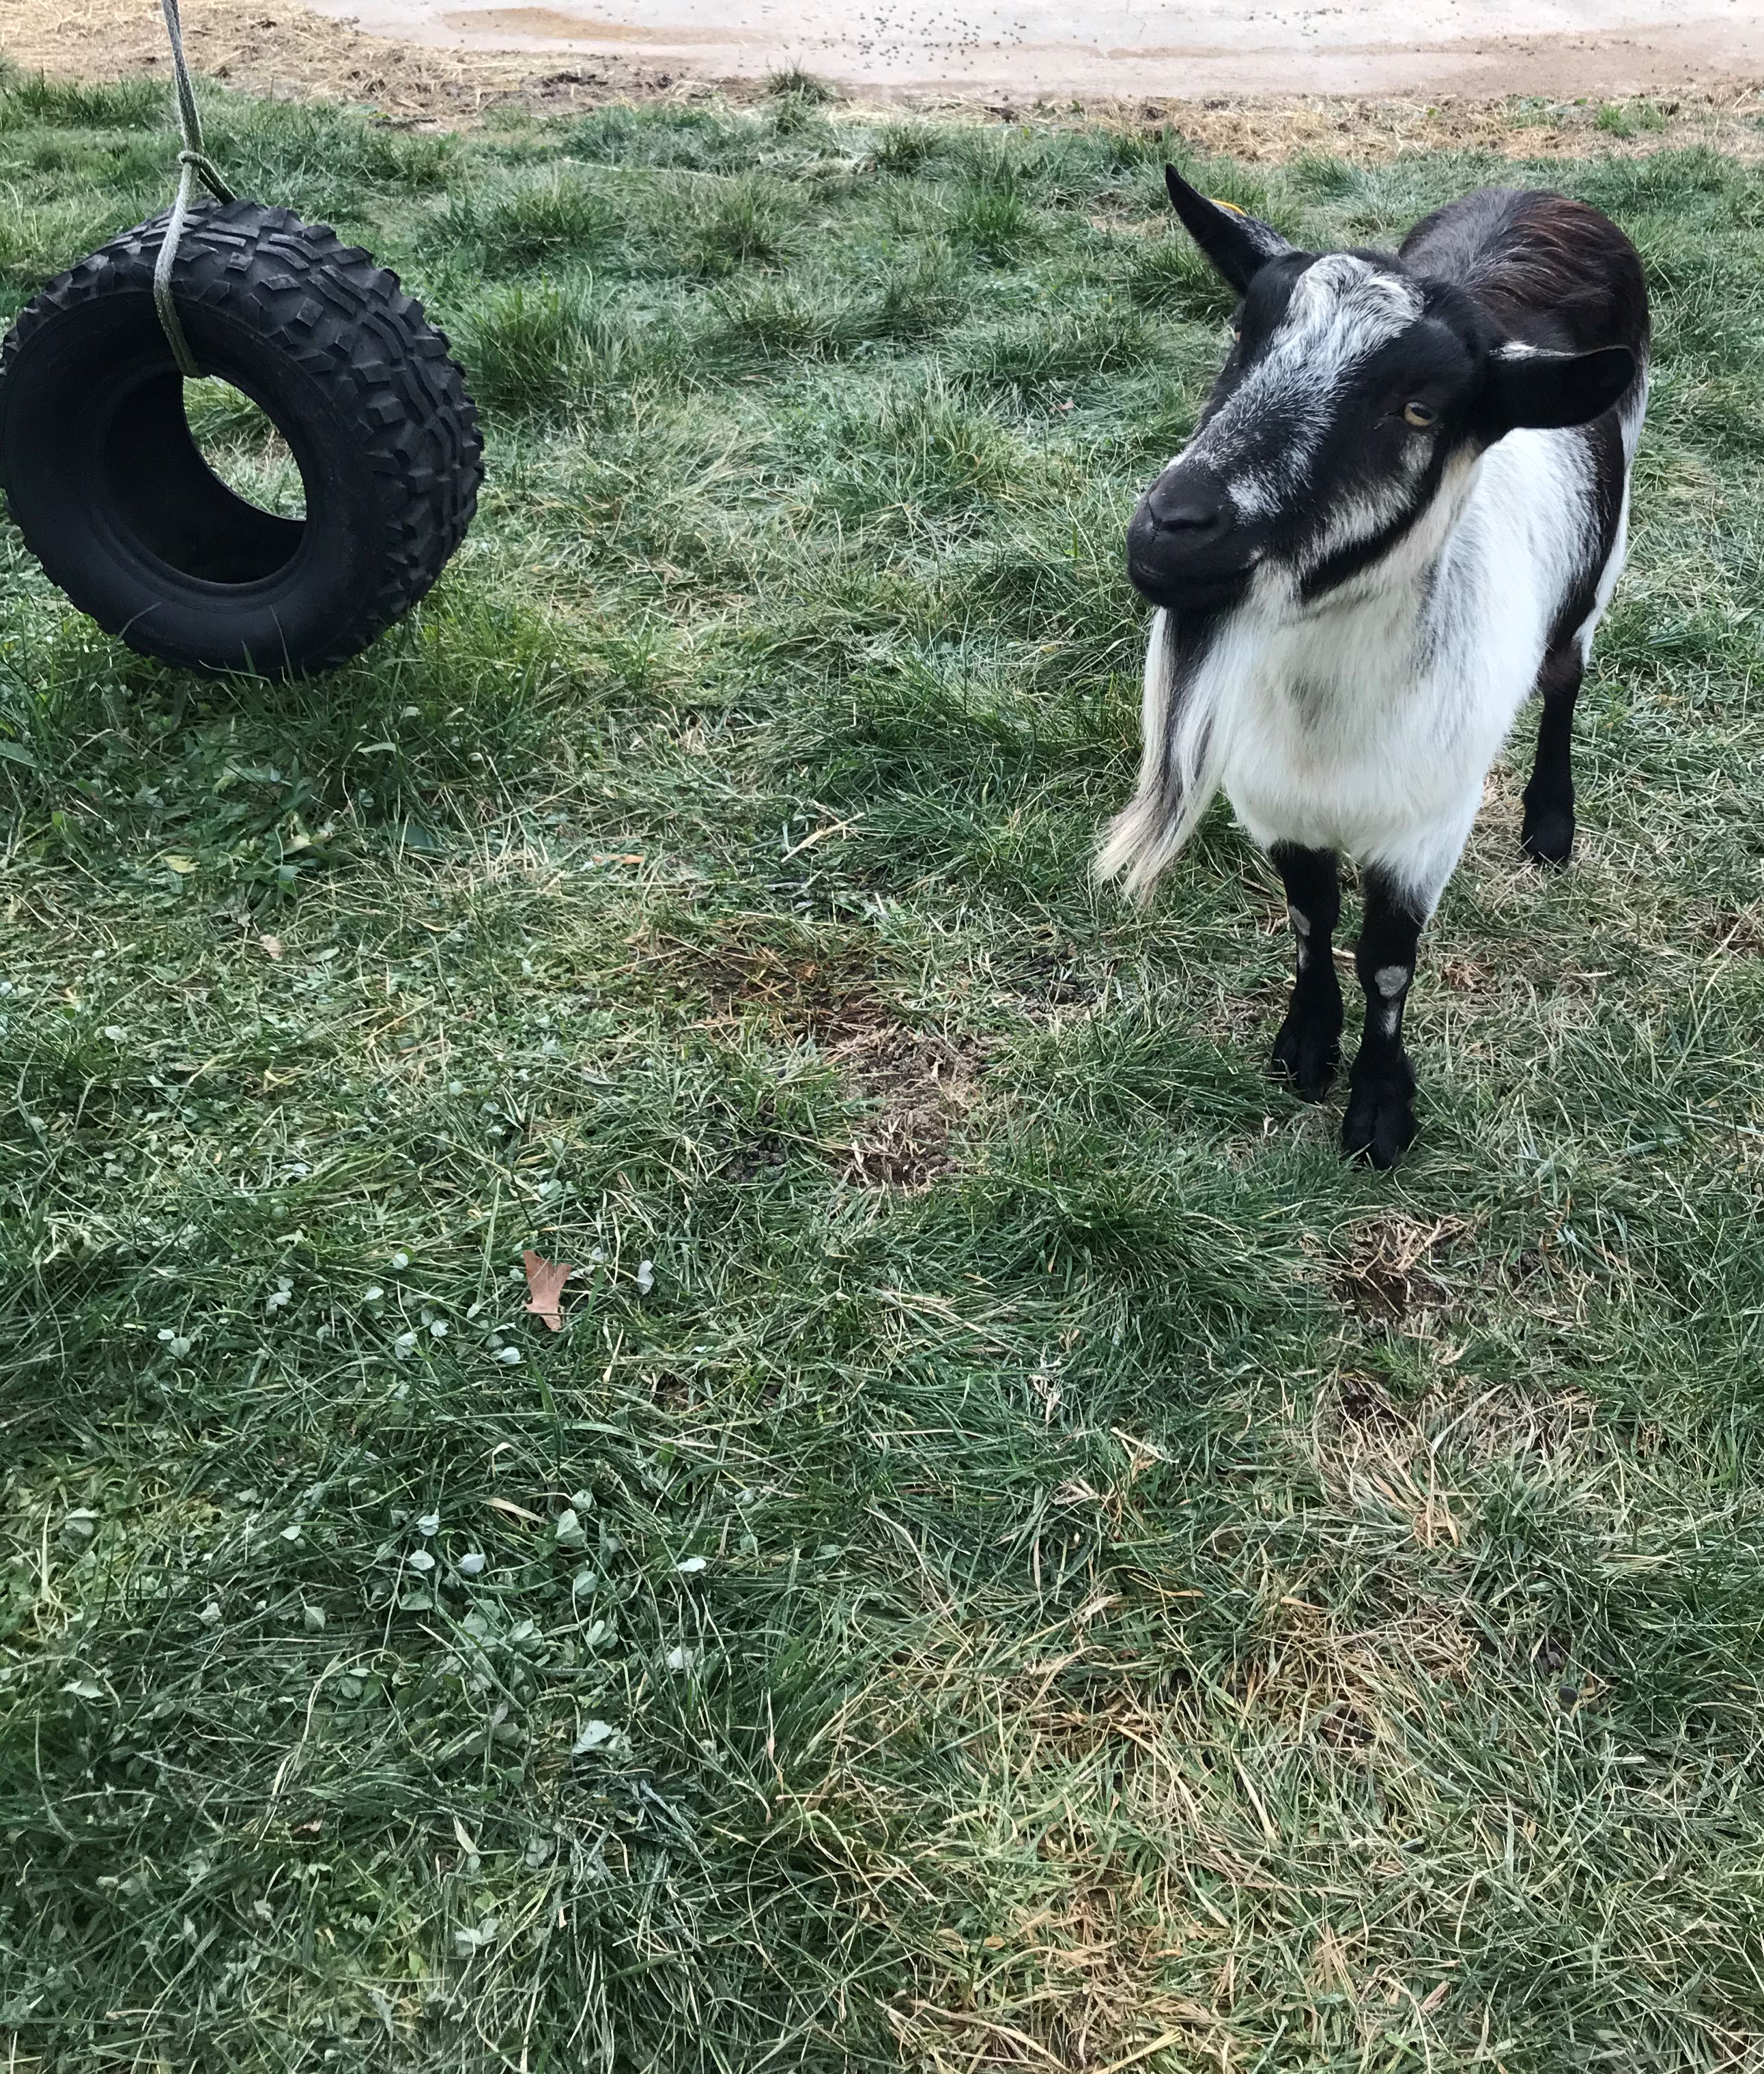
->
xmin=1099 ymin=171 xmax=1649 ymax=1167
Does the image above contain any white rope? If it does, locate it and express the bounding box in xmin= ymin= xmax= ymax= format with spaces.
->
xmin=152 ymin=0 xmax=235 ymax=380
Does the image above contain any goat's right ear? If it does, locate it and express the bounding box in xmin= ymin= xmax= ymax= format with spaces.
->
xmin=1163 ymin=165 xmax=1294 ymax=294
xmin=1479 ymin=342 xmax=1638 ymax=434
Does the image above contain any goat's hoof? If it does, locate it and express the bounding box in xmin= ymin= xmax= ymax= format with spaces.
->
xmin=1520 ymin=806 xmax=1574 ymax=868
xmin=1270 ymin=1014 xmax=1340 ymax=1101
xmin=1342 ymin=1077 xmax=1417 ymax=1169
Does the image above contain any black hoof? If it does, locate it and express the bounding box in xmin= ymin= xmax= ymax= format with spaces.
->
xmin=1521 ymin=804 xmax=1574 ymax=868
xmin=1271 ymin=1006 xmax=1341 ymax=1101
xmin=1342 ymin=1075 xmax=1417 ymax=1169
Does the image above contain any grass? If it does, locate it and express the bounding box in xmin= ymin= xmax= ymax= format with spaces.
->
xmin=3 ymin=72 xmax=1764 ymax=2074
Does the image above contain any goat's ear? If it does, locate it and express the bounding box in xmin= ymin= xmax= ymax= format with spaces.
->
xmin=1481 ymin=343 xmax=1637 ymax=434
xmin=1163 ymin=165 xmax=1294 ymax=294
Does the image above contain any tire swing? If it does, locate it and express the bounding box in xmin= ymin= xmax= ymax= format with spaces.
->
xmin=0 ymin=0 xmax=484 ymax=678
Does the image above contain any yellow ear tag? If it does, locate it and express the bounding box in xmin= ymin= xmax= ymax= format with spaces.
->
xmin=1209 ymin=197 xmax=1248 ymax=216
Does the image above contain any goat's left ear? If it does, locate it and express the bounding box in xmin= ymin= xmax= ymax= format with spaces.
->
xmin=1163 ymin=165 xmax=1295 ymax=294
xmin=1480 ymin=343 xmax=1637 ymax=434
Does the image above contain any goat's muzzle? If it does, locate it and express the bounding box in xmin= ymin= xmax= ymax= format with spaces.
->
xmin=1126 ymin=463 xmax=1251 ymax=611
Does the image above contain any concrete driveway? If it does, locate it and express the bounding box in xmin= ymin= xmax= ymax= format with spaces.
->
xmin=307 ymin=0 xmax=1761 ymax=98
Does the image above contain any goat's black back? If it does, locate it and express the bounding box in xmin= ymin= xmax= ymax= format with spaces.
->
xmin=1400 ymin=188 xmax=1650 ymax=360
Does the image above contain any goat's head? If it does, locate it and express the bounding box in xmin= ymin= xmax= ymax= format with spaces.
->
xmin=1126 ymin=167 xmax=1636 ymax=614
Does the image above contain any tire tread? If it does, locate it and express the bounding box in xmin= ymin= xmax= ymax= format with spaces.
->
xmin=0 ymin=198 xmax=483 ymax=677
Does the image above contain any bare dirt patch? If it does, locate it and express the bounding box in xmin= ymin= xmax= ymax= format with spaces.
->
xmin=653 ymin=923 xmax=984 ymax=1188
xmin=0 ymin=0 xmax=690 ymax=119
xmin=2 ymin=0 xmax=1761 ymax=153
xmin=829 ymin=1018 xmax=985 ymax=1190
xmin=1331 ymin=1212 xmax=1471 ymax=1324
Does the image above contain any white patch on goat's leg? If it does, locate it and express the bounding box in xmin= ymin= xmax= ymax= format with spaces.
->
xmin=1372 ymin=965 xmax=1409 ymax=1037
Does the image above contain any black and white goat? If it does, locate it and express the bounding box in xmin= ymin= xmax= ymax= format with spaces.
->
xmin=1100 ymin=173 xmax=1649 ymax=1165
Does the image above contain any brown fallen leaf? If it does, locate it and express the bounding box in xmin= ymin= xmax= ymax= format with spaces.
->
xmin=523 ymin=1250 xmax=572 ymax=1331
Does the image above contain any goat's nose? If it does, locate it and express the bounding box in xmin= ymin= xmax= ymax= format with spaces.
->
xmin=1146 ymin=477 xmax=1233 ymax=542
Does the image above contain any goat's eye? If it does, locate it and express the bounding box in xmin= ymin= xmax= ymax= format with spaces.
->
xmin=1402 ymin=400 xmax=1438 ymax=428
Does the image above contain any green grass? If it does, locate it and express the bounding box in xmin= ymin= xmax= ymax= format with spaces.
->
xmin=4 ymin=76 xmax=1764 ymax=2074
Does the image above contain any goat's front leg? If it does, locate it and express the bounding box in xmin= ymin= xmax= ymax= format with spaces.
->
xmin=1268 ymin=842 xmax=1343 ymax=1101
xmin=1342 ymin=868 xmax=1425 ymax=1168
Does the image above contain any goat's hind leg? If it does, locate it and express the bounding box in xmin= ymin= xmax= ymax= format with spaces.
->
xmin=1268 ymin=843 xmax=1343 ymax=1100
xmin=1521 ymin=641 xmax=1582 ymax=867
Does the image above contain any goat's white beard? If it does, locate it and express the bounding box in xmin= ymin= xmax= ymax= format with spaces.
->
xmin=1094 ymin=608 xmax=1221 ymax=903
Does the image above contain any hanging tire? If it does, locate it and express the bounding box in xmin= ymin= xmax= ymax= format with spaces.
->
xmin=0 ymin=198 xmax=484 ymax=679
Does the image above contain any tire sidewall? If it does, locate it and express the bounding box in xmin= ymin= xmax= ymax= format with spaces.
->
xmin=1 ymin=289 xmax=391 ymax=673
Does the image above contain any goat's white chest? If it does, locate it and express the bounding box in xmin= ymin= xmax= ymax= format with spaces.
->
xmin=1210 ymin=619 xmax=1475 ymax=874
xmin=1206 ymin=434 xmax=1587 ymax=896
